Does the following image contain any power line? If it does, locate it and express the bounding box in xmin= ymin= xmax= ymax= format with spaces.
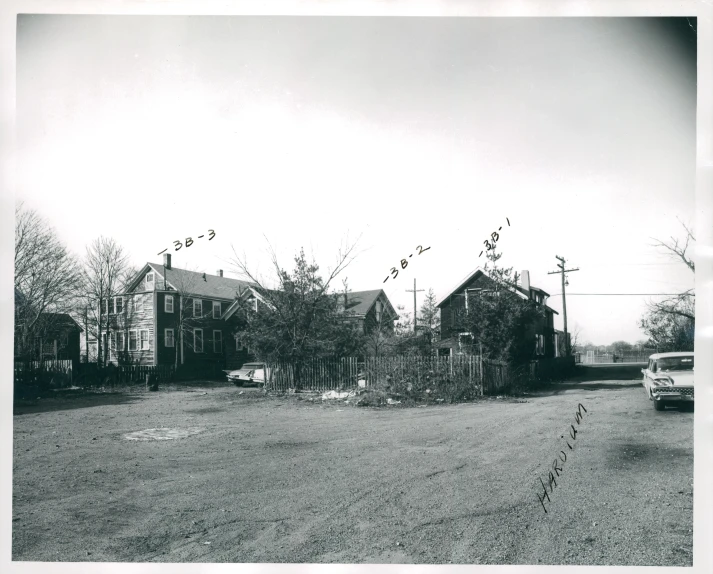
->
xmin=549 ymin=293 xmax=689 ymax=296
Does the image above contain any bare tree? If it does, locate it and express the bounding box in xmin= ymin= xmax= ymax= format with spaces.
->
xmin=14 ymin=204 xmax=81 ymax=360
xmin=646 ymin=220 xmax=695 ymax=321
xmin=651 ymin=219 xmax=695 ymax=273
xmin=81 ymin=237 xmax=130 ymax=367
xmin=640 ymin=221 xmax=695 ymax=351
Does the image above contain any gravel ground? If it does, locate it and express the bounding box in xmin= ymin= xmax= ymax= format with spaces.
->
xmin=12 ymin=366 xmax=693 ymax=565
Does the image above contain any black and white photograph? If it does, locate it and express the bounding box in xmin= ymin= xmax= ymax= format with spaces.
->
xmin=3 ymin=1 xmax=713 ymax=572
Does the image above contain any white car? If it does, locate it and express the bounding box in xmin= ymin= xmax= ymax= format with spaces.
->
xmin=226 ymin=363 xmax=269 ymax=387
xmin=641 ymin=352 xmax=694 ymax=411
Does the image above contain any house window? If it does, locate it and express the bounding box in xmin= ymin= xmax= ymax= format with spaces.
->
xmin=135 ymin=295 xmax=144 ymax=313
xmin=110 ymin=332 xmax=125 ymax=352
xmin=139 ymin=329 xmax=149 ymax=351
xmin=194 ymin=328 xmax=203 ymax=353
xmin=105 ymin=296 xmax=123 ymax=314
xmin=213 ymin=301 xmax=221 ymax=319
xmin=193 ymin=299 xmax=202 ymax=318
xmin=375 ymin=300 xmax=382 ymax=323
xmin=165 ymin=328 xmax=175 ymax=348
xmin=128 ymin=330 xmax=138 ymax=351
xmin=146 ymin=273 xmax=154 ymax=286
xmin=213 ymin=330 xmax=223 ymax=353
xmin=165 ymin=295 xmax=174 ymax=313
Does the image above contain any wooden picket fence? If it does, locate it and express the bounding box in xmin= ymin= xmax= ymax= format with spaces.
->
xmin=265 ymin=355 xmax=515 ymax=397
xmin=14 ymin=359 xmax=74 ymax=387
xmin=75 ymin=363 xmax=175 ymax=386
xmin=266 ymin=357 xmax=359 ymax=392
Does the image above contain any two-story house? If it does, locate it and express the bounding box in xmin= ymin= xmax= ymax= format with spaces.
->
xmin=98 ymin=254 xmax=257 ymax=370
xmin=436 ymin=267 xmax=560 ymax=358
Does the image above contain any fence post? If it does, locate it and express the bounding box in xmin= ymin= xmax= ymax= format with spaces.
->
xmin=479 ymin=352 xmax=484 ymax=395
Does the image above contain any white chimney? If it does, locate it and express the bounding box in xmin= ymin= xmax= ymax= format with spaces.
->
xmin=521 ymin=270 xmax=530 ymax=293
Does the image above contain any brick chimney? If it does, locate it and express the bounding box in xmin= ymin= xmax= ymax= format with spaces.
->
xmin=217 ymin=269 xmax=223 ymax=277
xmin=163 ymin=253 xmax=171 ymax=270
xmin=521 ymin=270 xmax=530 ymax=294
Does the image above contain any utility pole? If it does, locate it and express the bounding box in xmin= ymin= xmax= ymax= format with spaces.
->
xmin=548 ymin=256 xmax=580 ymax=356
xmin=406 ymin=278 xmax=424 ymax=333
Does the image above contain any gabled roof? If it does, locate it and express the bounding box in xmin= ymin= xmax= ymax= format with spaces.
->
xmin=344 ymin=290 xmax=398 ymax=319
xmin=37 ymin=313 xmax=83 ymax=332
xmin=222 ymin=286 xmax=273 ymax=320
xmin=124 ymin=263 xmax=255 ymax=301
xmin=437 ymin=267 xmax=511 ymax=308
xmin=437 ymin=266 xmax=558 ymax=314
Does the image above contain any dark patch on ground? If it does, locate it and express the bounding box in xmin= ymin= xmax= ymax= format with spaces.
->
xmin=13 ymin=391 xmax=143 ymax=415
xmin=608 ymin=442 xmax=691 ymax=469
xmin=183 ymin=407 xmax=226 ymax=415
xmin=571 ymin=364 xmax=646 ymax=382
xmin=531 ymin=381 xmax=643 ymax=398
xmin=263 ymin=440 xmax=320 ymax=450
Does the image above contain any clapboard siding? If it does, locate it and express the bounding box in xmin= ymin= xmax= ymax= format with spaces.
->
xmin=155 ymin=294 xmax=236 ymax=368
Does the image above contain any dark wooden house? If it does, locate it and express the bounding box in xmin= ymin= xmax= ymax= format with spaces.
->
xmin=340 ymin=289 xmax=398 ymax=334
xmin=26 ymin=313 xmax=83 ymax=367
xmin=436 ymin=267 xmax=559 ymax=358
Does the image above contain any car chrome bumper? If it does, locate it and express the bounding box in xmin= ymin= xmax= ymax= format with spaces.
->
xmin=652 ymin=388 xmax=694 ymax=401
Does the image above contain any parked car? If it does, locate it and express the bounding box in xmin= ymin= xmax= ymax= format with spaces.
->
xmin=226 ymin=363 xmax=269 ymax=387
xmin=641 ymin=352 xmax=694 ymax=411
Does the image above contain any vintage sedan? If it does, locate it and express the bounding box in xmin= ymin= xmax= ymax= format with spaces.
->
xmin=225 ymin=362 xmax=269 ymax=387
xmin=641 ymin=352 xmax=694 ymax=411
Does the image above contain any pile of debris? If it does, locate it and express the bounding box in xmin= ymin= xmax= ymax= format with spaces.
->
xmin=317 ymin=387 xmax=405 ymax=407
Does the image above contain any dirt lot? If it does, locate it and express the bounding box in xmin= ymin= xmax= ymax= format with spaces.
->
xmin=12 ymin=366 xmax=693 ymax=565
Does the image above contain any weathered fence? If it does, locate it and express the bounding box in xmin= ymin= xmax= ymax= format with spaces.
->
xmin=14 ymin=360 xmax=74 ymax=388
xmin=266 ymin=358 xmax=359 ymax=392
xmin=76 ymin=363 xmax=175 ymax=386
xmin=265 ymin=355 xmax=516 ymax=397
xmin=362 ymin=355 xmax=483 ymax=399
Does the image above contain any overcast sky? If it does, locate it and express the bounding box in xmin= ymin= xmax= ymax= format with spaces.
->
xmin=15 ymin=15 xmax=697 ymax=345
